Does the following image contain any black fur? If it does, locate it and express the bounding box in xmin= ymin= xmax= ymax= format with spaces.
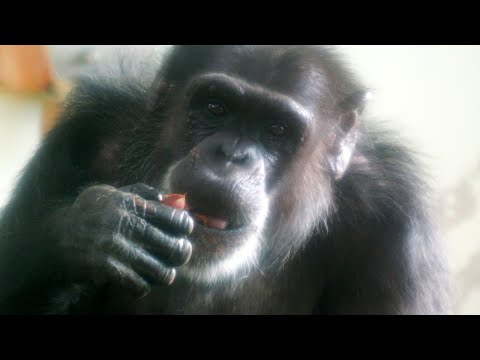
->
xmin=0 ymin=46 xmax=450 ymax=314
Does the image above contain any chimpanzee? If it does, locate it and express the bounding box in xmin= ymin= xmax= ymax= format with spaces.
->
xmin=0 ymin=45 xmax=451 ymax=314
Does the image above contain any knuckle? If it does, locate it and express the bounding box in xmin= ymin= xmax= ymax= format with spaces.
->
xmin=152 ymin=263 xmax=176 ymax=286
xmin=81 ymin=185 xmax=115 ymax=201
xmin=171 ymin=210 xmax=194 ymax=233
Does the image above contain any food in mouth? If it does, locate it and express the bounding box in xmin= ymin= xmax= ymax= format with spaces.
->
xmin=160 ymin=193 xmax=229 ymax=230
xmin=160 ymin=193 xmax=188 ymax=210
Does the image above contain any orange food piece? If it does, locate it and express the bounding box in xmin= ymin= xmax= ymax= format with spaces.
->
xmin=160 ymin=194 xmax=188 ymax=210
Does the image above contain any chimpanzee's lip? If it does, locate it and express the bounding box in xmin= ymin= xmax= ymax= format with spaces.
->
xmin=190 ymin=211 xmax=246 ymax=232
xmin=191 ymin=212 xmax=228 ymax=230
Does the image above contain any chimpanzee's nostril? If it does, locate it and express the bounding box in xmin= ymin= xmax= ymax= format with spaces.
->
xmin=220 ymin=143 xmax=247 ymax=163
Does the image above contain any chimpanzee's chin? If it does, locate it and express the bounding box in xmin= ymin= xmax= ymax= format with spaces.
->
xmin=177 ymin=224 xmax=263 ymax=284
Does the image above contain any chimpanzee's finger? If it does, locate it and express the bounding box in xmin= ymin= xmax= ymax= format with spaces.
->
xmin=109 ymin=237 xmax=177 ymax=286
xmin=116 ymin=192 xmax=194 ymax=236
xmin=122 ymin=214 xmax=192 ymax=267
xmin=103 ymin=256 xmax=152 ymax=297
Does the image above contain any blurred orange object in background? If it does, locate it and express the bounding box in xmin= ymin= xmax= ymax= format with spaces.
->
xmin=0 ymin=45 xmax=53 ymax=93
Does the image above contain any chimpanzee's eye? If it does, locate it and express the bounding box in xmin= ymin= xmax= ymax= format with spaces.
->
xmin=207 ymin=101 xmax=227 ymax=116
xmin=269 ymin=124 xmax=287 ymax=137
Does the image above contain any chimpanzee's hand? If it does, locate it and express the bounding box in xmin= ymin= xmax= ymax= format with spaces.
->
xmin=53 ymin=183 xmax=194 ymax=298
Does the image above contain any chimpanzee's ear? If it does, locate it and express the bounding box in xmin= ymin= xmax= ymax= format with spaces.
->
xmin=328 ymin=90 xmax=371 ymax=180
xmin=339 ymin=90 xmax=371 ymax=116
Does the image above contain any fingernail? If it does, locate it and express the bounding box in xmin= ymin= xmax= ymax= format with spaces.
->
xmin=166 ymin=268 xmax=176 ymax=286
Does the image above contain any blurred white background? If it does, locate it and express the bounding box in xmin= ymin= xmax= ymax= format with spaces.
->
xmin=0 ymin=45 xmax=479 ymax=314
